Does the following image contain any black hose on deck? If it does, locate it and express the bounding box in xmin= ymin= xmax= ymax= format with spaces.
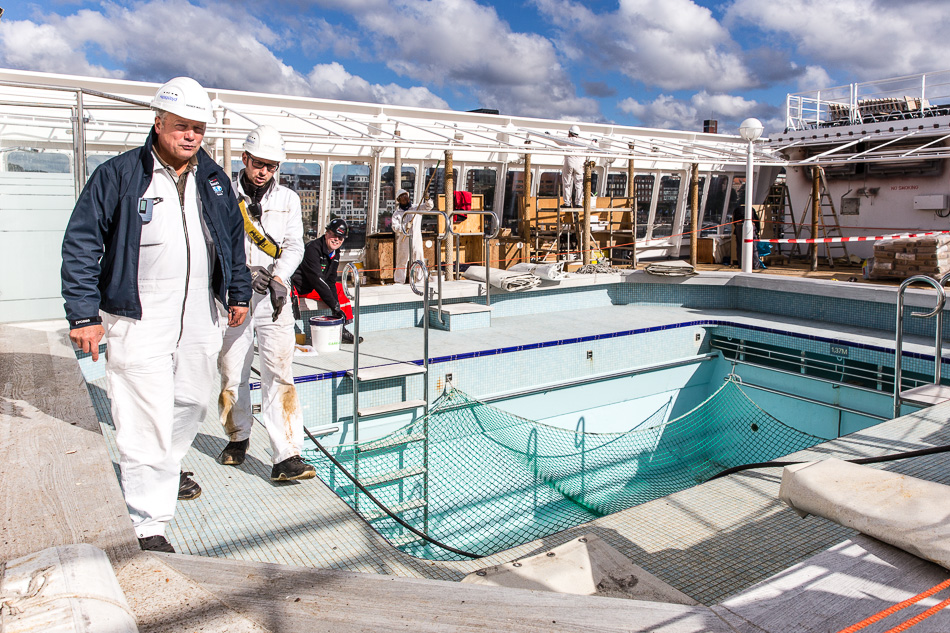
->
xmin=303 ymin=426 xmax=483 ymax=560
xmin=708 ymin=443 xmax=950 ymax=481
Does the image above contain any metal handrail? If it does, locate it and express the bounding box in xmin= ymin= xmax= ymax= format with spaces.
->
xmin=341 ymin=262 xmax=361 ymax=511
xmin=407 ymin=259 xmax=431 ymax=416
xmin=893 ymin=275 xmax=946 ymax=417
xmin=408 ymin=258 xmax=431 ymax=534
xmin=397 ymin=208 xmax=451 ymax=319
xmin=447 ymin=210 xmax=501 ymax=306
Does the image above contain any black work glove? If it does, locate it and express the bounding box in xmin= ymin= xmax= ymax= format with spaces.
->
xmin=269 ymin=278 xmax=288 ymax=322
xmin=250 ymin=266 xmax=272 ymax=294
xmin=330 ymin=306 xmax=346 ymax=320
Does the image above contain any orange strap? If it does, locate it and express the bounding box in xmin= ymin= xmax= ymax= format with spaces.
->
xmin=838 ymin=578 xmax=950 ymax=633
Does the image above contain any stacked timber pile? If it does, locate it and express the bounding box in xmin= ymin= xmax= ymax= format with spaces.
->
xmin=870 ymin=236 xmax=950 ymax=280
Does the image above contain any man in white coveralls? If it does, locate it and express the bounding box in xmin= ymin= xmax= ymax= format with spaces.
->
xmin=392 ymin=188 xmax=432 ymax=284
xmin=61 ymin=77 xmax=252 ymax=553
xmin=217 ymin=125 xmax=315 ymax=482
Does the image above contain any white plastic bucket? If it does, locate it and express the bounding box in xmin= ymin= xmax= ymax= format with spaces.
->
xmin=310 ymin=315 xmax=343 ymax=353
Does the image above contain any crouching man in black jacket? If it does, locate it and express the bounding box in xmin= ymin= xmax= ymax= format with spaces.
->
xmin=292 ymin=219 xmax=362 ymax=344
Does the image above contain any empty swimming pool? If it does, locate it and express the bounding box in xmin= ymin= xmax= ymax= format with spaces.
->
xmin=302 ymin=346 xmax=909 ymax=560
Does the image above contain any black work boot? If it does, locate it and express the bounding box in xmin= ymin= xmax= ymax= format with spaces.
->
xmin=341 ymin=327 xmax=363 ymax=345
xmin=218 ymin=439 xmax=249 ymax=466
xmin=138 ymin=535 xmax=175 ymax=553
xmin=270 ymin=455 xmax=316 ymax=482
xmin=178 ymin=471 xmax=201 ymax=500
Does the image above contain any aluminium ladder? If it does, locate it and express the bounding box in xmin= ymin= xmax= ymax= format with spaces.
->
xmin=793 ymin=167 xmax=850 ymax=266
xmin=892 ymin=274 xmax=950 ymax=417
xmin=342 ymin=262 xmax=430 ymax=537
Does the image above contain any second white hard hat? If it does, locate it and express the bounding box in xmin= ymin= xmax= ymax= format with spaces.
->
xmin=151 ymin=77 xmax=216 ymax=124
xmin=396 ymin=188 xmax=410 ymax=199
xmin=244 ymin=125 xmax=286 ymax=163
xmin=569 ymin=125 xmax=581 ymax=136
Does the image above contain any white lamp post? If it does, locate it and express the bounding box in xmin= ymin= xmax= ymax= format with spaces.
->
xmin=738 ymin=117 xmax=764 ymax=273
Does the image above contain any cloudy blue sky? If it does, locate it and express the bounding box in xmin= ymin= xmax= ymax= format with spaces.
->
xmin=2 ymin=0 xmax=947 ymax=135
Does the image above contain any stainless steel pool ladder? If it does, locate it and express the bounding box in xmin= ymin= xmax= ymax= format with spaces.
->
xmin=341 ymin=261 xmax=430 ymax=532
xmin=398 ymin=208 xmax=452 ymax=320
xmin=893 ymin=274 xmax=949 ymax=417
xmin=446 ymin=210 xmax=501 ymax=306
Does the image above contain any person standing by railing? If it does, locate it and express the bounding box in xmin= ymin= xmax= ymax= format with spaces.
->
xmin=61 ymin=77 xmax=251 ymax=553
xmin=217 ymin=125 xmax=314 ymax=482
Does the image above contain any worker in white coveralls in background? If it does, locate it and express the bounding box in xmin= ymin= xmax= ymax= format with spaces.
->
xmin=392 ymin=188 xmax=432 ymax=284
xmin=561 ymin=125 xmax=585 ymax=208
xmin=217 ymin=125 xmax=315 ymax=482
xmin=61 ymin=77 xmax=252 ymax=554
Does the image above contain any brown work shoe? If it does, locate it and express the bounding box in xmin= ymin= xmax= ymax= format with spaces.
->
xmin=218 ymin=439 xmax=249 ymax=466
xmin=270 ymin=455 xmax=316 ymax=481
xmin=138 ymin=535 xmax=175 ymax=553
xmin=178 ymin=471 xmax=201 ymax=500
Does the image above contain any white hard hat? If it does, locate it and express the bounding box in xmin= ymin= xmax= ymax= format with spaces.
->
xmin=396 ymin=188 xmax=410 ymax=198
xmin=569 ymin=125 xmax=581 ymax=136
xmin=243 ymin=125 xmax=286 ymax=162
xmin=151 ymin=77 xmax=216 ymax=124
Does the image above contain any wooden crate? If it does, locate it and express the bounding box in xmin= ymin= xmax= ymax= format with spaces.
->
xmin=697 ymin=237 xmax=725 ymax=264
xmin=437 ymin=194 xmax=485 ymax=234
xmin=364 ymin=232 xmax=438 ymax=282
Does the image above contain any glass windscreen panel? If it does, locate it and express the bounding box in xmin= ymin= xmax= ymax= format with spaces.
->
xmin=651 ymin=175 xmax=681 ymax=238
xmin=331 ymin=163 xmax=369 ymax=249
xmin=538 ymin=171 xmax=559 ymax=197
xmin=378 ymin=166 xmax=416 ymax=233
xmin=723 ymin=175 xmax=746 ymax=235
xmin=466 ymin=168 xmax=496 ymax=212
xmin=634 ymin=174 xmax=654 ymax=239
xmin=700 ymin=174 xmax=729 ymax=236
xmin=682 ymin=177 xmax=706 ymax=234
xmin=605 ymin=173 xmax=627 ymax=198
xmin=5 ymin=150 xmax=70 ymax=173
xmin=280 ymin=163 xmax=322 ymax=236
xmin=501 ymin=170 xmax=524 ymax=230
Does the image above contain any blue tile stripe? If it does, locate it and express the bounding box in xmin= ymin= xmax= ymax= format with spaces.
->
xmin=268 ymin=318 xmax=949 ymax=390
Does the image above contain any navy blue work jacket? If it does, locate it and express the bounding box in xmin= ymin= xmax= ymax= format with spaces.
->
xmin=61 ymin=128 xmax=252 ymax=328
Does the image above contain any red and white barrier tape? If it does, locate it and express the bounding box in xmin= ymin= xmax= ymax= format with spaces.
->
xmin=749 ymin=230 xmax=950 ymax=244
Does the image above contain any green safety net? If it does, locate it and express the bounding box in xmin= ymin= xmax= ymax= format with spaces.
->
xmin=302 ymin=376 xmax=824 ymax=561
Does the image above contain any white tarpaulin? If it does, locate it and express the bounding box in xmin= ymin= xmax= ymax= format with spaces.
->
xmin=507 ymin=262 xmax=566 ymax=280
xmin=779 ymin=459 xmax=950 ymax=569
xmin=463 ymin=266 xmax=541 ymax=292
xmin=645 ymin=260 xmax=696 ymax=276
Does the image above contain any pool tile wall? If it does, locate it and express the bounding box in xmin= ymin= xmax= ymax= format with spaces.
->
xmin=293 ymin=325 xmax=709 ymax=439
xmin=304 ymin=278 xmax=945 ymax=342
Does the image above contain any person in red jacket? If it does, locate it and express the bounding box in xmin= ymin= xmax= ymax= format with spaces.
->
xmin=292 ymin=219 xmax=362 ymax=344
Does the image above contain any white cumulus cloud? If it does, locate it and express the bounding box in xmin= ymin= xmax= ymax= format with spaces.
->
xmin=308 ymin=63 xmax=449 ymax=108
xmin=728 ymin=0 xmax=950 ymax=80
xmin=619 ymin=90 xmax=780 ymax=133
xmin=534 ymin=0 xmax=756 ymax=92
xmin=0 ymin=0 xmax=449 ymax=109
xmin=340 ymin=0 xmax=600 ymax=119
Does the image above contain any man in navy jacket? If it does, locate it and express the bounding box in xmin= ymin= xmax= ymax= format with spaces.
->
xmin=61 ymin=77 xmax=251 ymax=553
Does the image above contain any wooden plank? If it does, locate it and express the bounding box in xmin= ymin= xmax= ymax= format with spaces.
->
xmin=161 ymin=554 xmax=732 ymax=632
xmin=714 ymin=536 xmax=950 ymax=633
xmin=0 ymin=324 xmax=139 ymax=566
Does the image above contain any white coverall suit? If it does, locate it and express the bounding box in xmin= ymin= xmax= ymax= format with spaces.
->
xmin=218 ymin=174 xmax=305 ymax=463
xmin=106 ymin=153 xmax=222 ymax=539
xmin=392 ymin=198 xmax=432 ymax=284
xmin=562 ymin=154 xmax=585 ymax=207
